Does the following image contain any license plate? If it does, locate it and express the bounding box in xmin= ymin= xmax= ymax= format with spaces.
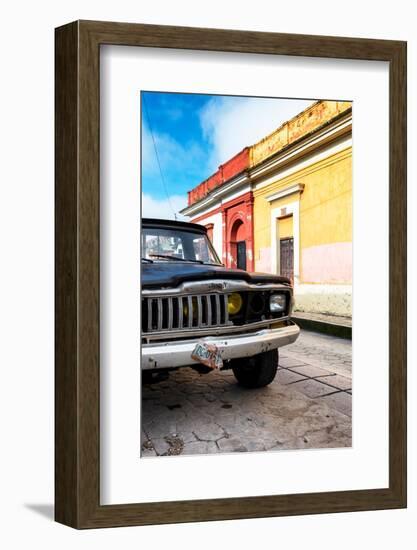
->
xmin=191 ymin=342 xmax=223 ymax=370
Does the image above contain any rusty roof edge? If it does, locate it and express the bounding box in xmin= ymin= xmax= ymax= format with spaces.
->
xmin=249 ymin=101 xmax=352 ymax=161
xmin=180 ymin=171 xmax=250 ymax=215
xmin=182 ymin=108 xmax=352 ymax=214
xmin=249 ymin=107 xmax=353 ymax=178
xmin=196 ymin=146 xmax=250 ymax=188
xmin=250 ymin=99 xmax=321 ymax=148
xmin=185 ymin=101 xmax=352 ymax=209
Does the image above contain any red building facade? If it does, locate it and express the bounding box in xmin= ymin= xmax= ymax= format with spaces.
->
xmin=189 ymin=193 xmax=254 ymax=272
xmin=183 ymin=147 xmax=255 ymax=271
xmin=187 ymin=148 xmax=249 ymax=206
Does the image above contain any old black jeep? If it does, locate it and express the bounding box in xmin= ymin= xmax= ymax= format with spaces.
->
xmin=141 ymin=218 xmax=300 ymax=388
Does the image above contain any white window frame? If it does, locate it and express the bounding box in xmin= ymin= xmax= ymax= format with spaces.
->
xmin=270 ymin=197 xmax=300 ymax=285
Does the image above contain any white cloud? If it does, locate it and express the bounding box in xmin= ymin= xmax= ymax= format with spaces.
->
xmin=141 ymin=124 xmax=157 ymax=174
xmin=142 ymin=193 xmax=188 ymax=221
xmin=199 ymin=96 xmax=315 ymax=171
xmin=142 ymin=122 xmax=206 ymax=179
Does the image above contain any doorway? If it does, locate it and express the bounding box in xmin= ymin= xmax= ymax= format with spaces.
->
xmin=237 ymin=241 xmax=247 ymax=270
xmin=229 ymin=217 xmax=247 ymax=270
xmin=280 ymin=237 xmax=294 ymax=283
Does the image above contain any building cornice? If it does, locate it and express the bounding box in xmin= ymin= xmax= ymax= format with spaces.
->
xmin=265 ymin=183 xmax=305 ymax=202
xmin=182 ymin=110 xmax=352 ymax=218
xmin=250 ymin=111 xmax=352 ymax=184
xmin=180 ymin=172 xmax=249 ymax=217
xmin=190 ymin=190 xmax=253 ymax=224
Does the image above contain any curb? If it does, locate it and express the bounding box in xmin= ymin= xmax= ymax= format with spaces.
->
xmin=291 ymin=315 xmax=352 ymax=340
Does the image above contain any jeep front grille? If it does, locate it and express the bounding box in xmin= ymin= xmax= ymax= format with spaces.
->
xmin=142 ymin=294 xmax=231 ymax=334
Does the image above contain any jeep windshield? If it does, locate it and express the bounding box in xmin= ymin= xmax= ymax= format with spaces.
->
xmin=142 ymin=226 xmax=222 ymax=265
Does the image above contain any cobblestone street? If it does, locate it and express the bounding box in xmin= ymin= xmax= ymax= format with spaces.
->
xmin=141 ymin=329 xmax=352 ymax=457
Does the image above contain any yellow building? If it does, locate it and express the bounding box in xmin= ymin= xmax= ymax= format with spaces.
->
xmin=183 ymin=100 xmax=352 ymax=317
xmin=251 ymin=101 xmax=352 ymax=316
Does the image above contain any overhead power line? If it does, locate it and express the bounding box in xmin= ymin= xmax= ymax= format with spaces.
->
xmin=142 ymin=95 xmax=177 ymax=220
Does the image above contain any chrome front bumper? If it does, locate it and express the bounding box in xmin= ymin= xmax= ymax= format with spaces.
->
xmin=141 ymin=321 xmax=300 ymax=370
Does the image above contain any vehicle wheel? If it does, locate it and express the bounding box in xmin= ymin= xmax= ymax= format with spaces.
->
xmin=232 ymin=349 xmax=278 ymax=388
xmin=142 ymin=371 xmax=154 ymax=385
xmin=142 ymin=370 xmax=169 ymax=384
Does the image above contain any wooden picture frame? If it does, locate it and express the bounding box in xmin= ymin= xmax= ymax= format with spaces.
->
xmin=55 ymin=20 xmax=407 ymax=528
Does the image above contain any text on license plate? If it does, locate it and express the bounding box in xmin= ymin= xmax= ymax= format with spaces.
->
xmin=191 ymin=342 xmax=223 ymax=370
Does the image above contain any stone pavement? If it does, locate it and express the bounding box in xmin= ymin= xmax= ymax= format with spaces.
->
xmin=141 ymin=329 xmax=352 ymax=457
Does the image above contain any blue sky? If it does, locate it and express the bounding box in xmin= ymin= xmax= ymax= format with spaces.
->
xmin=141 ymin=91 xmax=314 ymax=220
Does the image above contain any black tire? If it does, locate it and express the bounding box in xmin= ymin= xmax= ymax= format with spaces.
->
xmin=142 ymin=371 xmax=154 ymax=385
xmin=141 ymin=370 xmax=169 ymax=384
xmin=232 ymin=349 xmax=278 ymax=388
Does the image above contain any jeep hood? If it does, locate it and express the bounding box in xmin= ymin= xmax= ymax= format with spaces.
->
xmin=141 ymin=262 xmax=290 ymax=290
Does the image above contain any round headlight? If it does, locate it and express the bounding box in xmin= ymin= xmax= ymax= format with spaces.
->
xmin=228 ymin=292 xmax=243 ymax=315
xmin=270 ymin=293 xmax=286 ymax=313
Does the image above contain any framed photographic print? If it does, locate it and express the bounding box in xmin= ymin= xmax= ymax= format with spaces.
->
xmin=55 ymin=20 xmax=407 ymax=528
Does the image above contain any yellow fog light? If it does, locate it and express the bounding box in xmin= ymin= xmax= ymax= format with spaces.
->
xmin=227 ymin=293 xmax=243 ymax=315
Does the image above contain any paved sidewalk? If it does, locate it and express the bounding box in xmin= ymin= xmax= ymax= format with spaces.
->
xmin=141 ymin=330 xmax=352 ymax=457
xmin=293 ymin=312 xmax=352 ymax=327
xmin=291 ymin=312 xmax=352 ymax=339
